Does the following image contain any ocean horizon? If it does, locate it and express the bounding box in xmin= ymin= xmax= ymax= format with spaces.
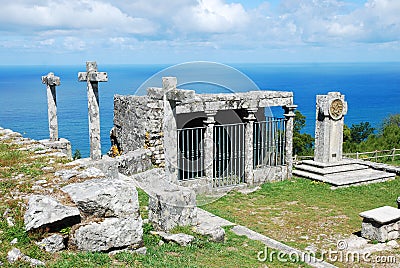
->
xmin=0 ymin=62 xmax=399 ymax=157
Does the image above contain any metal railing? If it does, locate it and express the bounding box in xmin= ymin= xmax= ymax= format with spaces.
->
xmin=294 ymin=148 xmax=400 ymax=164
xmin=254 ymin=118 xmax=286 ymax=168
xmin=177 ymin=126 xmax=205 ymax=180
xmin=213 ymin=123 xmax=246 ymax=187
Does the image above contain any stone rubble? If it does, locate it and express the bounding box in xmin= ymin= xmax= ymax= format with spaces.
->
xmin=193 ymin=223 xmax=225 ymax=242
xmin=61 ymin=177 xmax=140 ymax=218
xmin=36 ymin=234 xmax=65 ymax=253
xmin=152 ymin=231 xmax=194 ymax=246
xmin=24 ymin=195 xmax=81 ymax=232
xmin=7 ymin=248 xmax=45 ymax=266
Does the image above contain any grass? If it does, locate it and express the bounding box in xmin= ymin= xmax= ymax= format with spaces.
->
xmin=202 ymin=177 xmax=400 ymax=267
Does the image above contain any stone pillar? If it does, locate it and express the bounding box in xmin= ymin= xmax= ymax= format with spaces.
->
xmin=314 ymin=92 xmax=348 ymax=163
xmin=244 ymin=109 xmax=257 ymax=184
xmin=78 ymin=62 xmax=108 ymax=160
xmin=204 ymin=111 xmax=217 ymax=179
xmin=284 ymin=105 xmax=297 ymax=179
xmin=162 ymin=77 xmax=178 ymax=183
xmin=41 ymin=72 xmax=60 ymax=141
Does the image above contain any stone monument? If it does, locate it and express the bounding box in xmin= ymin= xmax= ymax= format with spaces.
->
xmin=40 ymin=72 xmax=72 ymax=159
xmin=42 ymin=72 xmax=61 ymax=141
xmin=78 ymin=62 xmax=108 ymax=160
xmin=314 ymin=92 xmax=347 ymax=163
xmin=293 ymin=92 xmax=395 ymax=187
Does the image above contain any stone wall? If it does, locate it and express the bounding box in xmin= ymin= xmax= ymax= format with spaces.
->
xmin=113 ymin=94 xmax=165 ymax=167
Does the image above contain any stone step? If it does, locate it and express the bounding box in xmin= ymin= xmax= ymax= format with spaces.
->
xmin=293 ymin=168 xmax=396 ymax=187
xmin=300 ymin=159 xmax=357 ymax=168
xmin=293 ymin=169 xmax=325 ymax=181
xmin=323 ymin=169 xmax=395 ymax=186
xmin=295 ymin=163 xmax=368 ymax=175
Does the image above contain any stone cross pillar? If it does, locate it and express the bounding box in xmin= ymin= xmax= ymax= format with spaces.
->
xmin=244 ymin=108 xmax=257 ymax=185
xmin=162 ymin=77 xmax=178 ymax=182
xmin=284 ymin=105 xmax=297 ymax=179
xmin=204 ymin=111 xmax=217 ymax=179
xmin=78 ymin=62 xmax=108 ymax=160
xmin=41 ymin=72 xmax=60 ymax=141
xmin=314 ymin=92 xmax=347 ymax=163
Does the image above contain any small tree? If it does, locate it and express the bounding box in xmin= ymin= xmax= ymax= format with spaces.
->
xmin=73 ymin=149 xmax=81 ymax=160
xmin=293 ymin=110 xmax=314 ymax=156
xmin=350 ymin=122 xmax=374 ymax=143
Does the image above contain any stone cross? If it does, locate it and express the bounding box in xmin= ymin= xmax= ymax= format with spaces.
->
xmin=314 ymin=92 xmax=348 ymax=163
xmin=78 ymin=62 xmax=108 ymax=160
xmin=41 ymin=72 xmax=60 ymax=141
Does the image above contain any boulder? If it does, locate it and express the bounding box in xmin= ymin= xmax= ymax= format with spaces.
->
xmin=62 ymin=177 xmax=140 ymax=218
xmin=37 ymin=234 xmax=65 ymax=253
xmin=71 ymin=217 xmax=143 ymax=252
xmin=133 ymin=169 xmax=198 ymax=231
xmin=193 ymin=224 xmax=225 ymax=242
xmin=24 ymin=195 xmax=80 ymax=231
xmin=153 ymin=231 xmax=194 ymax=246
xmin=7 ymin=248 xmax=45 ymax=266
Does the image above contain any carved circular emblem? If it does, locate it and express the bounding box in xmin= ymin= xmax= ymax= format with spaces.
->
xmin=329 ymin=99 xmax=344 ymax=120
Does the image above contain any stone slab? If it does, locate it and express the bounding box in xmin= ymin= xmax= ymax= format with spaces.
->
xmin=360 ymin=206 xmax=400 ymax=224
xmin=295 ymin=163 xmax=368 ymax=175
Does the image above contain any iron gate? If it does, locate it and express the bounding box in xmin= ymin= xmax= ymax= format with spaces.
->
xmin=253 ymin=117 xmax=286 ymax=168
xmin=213 ymin=123 xmax=246 ymax=187
xmin=177 ymin=126 xmax=205 ymax=180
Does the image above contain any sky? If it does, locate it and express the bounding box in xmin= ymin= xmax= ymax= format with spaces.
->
xmin=0 ymin=0 xmax=399 ymax=65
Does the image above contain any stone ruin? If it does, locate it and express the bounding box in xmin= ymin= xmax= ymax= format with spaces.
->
xmin=112 ymin=76 xmax=297 ymax=193
xmin=20 ymin=61 xmax=300 ymax=258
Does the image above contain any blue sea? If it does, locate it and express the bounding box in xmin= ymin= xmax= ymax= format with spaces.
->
xmin=0 ymin=62 xmax=399 ymax=157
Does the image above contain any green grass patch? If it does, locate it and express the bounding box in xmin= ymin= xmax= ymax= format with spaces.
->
xmin=202 ymin=177 xmax=400 ymax=253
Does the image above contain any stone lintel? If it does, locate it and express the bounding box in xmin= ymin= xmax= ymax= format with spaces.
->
xmin=78 ymin=72 xmax=108 ymax=82
xmin=165 ymin=88 xmax=195 ymax=102
xmin=147 ymin=87 xmax=165 ymax=100
xmin=359 ymin=206 xmax=400 ymax=224
xmin=42 ymin=72 xmax=60 ymax=86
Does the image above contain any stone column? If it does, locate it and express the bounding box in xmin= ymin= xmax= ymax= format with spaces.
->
xmin=314 ymin=92 xmax=347 ymax=163
xmin=41 ymin=72 xmax=60 ymax=141
xmin=162 ymin=77 xmax=178 ymax=183
xmin=244 ymin=108 xmax=257 ymax=185
xmin=203 ymin=111 xmax=217 ymax=179
xmin=284 ymin=105 xmax=297 ymax=179
xmin=78 ymin=62 xmax=108 ymax=160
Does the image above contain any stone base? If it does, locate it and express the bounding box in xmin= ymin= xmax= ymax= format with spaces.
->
xmin=294 ymin=159 xmax=395 ymax=187
xmin=39 ymin=138 xmax=72 ymax=159
xmin=360 ymin=206 xmax=400 ymax=242
xmin=131 ymin=169 xmax=198 ymax=231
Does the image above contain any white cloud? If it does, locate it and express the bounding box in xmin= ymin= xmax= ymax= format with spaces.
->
xmin=174 ymin=0 xmax=249 ymax=33
xmin=0 ymin=0 xmax=157 ymax=35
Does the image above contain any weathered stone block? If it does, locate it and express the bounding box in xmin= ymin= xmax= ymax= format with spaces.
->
xmin=116 ymin=149 xmax=152 ymax=176
xmin=71 ymin=217 xmax=143 ymax=252
xmin=24 ymin=195 xmax=81 ymax=231
xmin=62 ymin=177 xmax=140 ymax=218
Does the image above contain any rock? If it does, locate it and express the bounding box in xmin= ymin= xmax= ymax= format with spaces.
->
xmin=0 ymin=260 xmax=3 ymax=266
xmin=108 ymin=246 xmax=147 ymax=256
xmin=387 ymin=240 xmax=399 ymax=248
xmin=135 ymin=169 xmax=197 ymax=231
xmin=24 ymin=195 xmax=81 ymax=231
xmin=76 ymin=167 xmax=105 ymax=179
xmin=193 ymin=224 xmax=225 ymax=242
xmin=7 ymin=248 xmax=45 ymax=266
xmin=3 ymin=208 xmax=10 ymax=217
xmin=62 ymin=177 xmax=140 ymax=218
xmin=345 ymin=235 xmax=368 ymax=250
xmin=10 ymin=238 xmax=18 ymax=245
xmin=37 ymin=234 xmax=65 ymax=253
xmin=154 ymin=232 xmax=194 ymax=246
xmin=55 ymin=169 xmax=80 ymax=180
xmin=6 ymin=217 xmax=15 ymax=227
xmin=71 ymin=217 xmax=143 ymax=252
xmin=304 ymin=245 xmax=318 ymax=253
